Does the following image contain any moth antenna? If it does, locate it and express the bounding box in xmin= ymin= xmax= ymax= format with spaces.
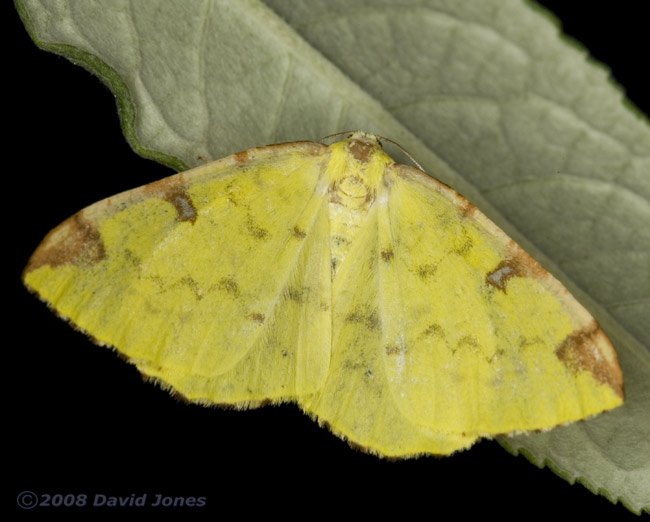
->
xmin=319 ymin=131 xmax=425 ymax=172
xmin=319 ymin=130 xmax=358 ymax=143
xmin=375 ymin=135 xmax=425 ymax=172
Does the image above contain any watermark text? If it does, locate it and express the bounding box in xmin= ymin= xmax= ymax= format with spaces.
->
xmin=17 ymin=491 xmax=207 ymax=509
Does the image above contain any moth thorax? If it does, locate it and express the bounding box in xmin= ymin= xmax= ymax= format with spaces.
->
xmin=329 ymin=175 xmax=375 ymax=211
xmin=328 ymin=178 xmax=377 ymax=280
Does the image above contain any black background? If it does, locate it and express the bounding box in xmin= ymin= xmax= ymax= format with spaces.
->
xmin=9 ymin=1 xmax=647 ymax=518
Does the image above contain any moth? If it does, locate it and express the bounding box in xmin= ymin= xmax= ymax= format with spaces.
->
xmin=24 ymin=131 xmax=623 ymax=456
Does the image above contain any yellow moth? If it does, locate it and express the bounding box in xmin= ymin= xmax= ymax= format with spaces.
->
xmin=24 ymin=131 xmax=623 ymax=457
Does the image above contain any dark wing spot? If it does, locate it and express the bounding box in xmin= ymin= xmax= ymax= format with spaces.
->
xmin=417 ymin=264 xmax=437 ymax=279
xmin=518 ymin=336 xmax=543 ymax=350
xmin=332 ymin=235 xmax=350 ymax=247
xmin=165 ymin=187 xmax=197 ymax=224
xmin=385 ymin=344 xmax=405 ymax=356
xmin=292 ymin=226 xmax=307 ymax=239
xmin=422 ymin=323 xmax=445 ymax=337
xmin=485 ymin=349 xmax=505 ymax=364
xmin=248 ymin=313 xmax=265 ymax=324
xmin=345 ymin=312 xmax=364 ymax=324
xmin=25 ymin=212 xmax=106 ymax=273
xmin=224 ymin=182 xmax=240 ymax=207
xmin=123 ymin=249 xmax=142 ymax=268
xmin=142 ymin=176 xmax=197 ymax=224
xmin=218 ymin=277 xmax=240 ymax=296
xmin=247 ymin=217 xmax=269 ymax=240
xmin=459 ymin=335 xmax=478 ymax=347
xmin=179 ymin=276 xmax=203 ymax=300
xmin=366 ymin=311 xmax=380 ymax=330
xmin=145 ymin=275 xmax=165 ymax=291
xmin=555 ymin=322 xmax=624 ymax=399
xmin=453 ymin=335 xmax=478 ymax=354
xmin=345 ymin=309 xmax=381 ymax=330
xmin=285 ymin=286 xmax=305 ymax=303
xmin=486 ymin=259 xmax=521 ymax=292
xmin=381 ymin=248 xmax=394 ymax=262
xmin=454 ymin=239 xmax=473 ymax=255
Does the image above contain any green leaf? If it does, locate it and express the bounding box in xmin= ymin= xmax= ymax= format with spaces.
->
xmin=15 ymin=0 xmax=649 ymax=513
